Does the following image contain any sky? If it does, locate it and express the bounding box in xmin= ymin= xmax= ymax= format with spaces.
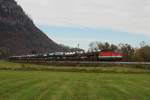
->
xmin=16 ymin=0 xmax=150 ymax=50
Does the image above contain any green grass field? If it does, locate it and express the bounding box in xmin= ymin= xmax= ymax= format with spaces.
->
xmin=0 ymin=61 xmax=150 ymax=100
xmin=0 ymin=71 xmax=150 ymax=100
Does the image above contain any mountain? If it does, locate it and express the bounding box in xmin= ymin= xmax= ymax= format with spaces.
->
xmin=0 ymin=0 xmax=63 ymax=55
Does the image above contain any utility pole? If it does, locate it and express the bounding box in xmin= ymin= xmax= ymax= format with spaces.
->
xmin=77 ymin=43 xmax=80 ymax=49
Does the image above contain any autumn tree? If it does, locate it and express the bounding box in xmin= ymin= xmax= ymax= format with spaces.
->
xmin=118 ymin=44 xmax=134 ymax=61
xmin=139 ymin=45 xmax=150 ymax=62
xmin=0 ymin=47 xmax=10 ymax=59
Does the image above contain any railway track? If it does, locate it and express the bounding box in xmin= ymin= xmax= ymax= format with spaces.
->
xmin=46 ymin=61 xmax=150 ymax=65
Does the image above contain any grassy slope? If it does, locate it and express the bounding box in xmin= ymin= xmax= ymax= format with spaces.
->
xmin=0 ymin=71 xmax=150 ymax=100
xmin=0 ymin=60 xmax=150 ymax=73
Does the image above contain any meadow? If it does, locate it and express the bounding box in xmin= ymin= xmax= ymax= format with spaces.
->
xmin=0 ymin=61 xmax=150 ymax=100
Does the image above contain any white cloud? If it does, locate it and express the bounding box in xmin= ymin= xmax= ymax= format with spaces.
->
xmin=16 ymin=0 xmax=150 ymax=35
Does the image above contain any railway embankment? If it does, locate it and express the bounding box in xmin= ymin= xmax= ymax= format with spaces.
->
xmin=0 ymin=60 xmax=150 ymax=73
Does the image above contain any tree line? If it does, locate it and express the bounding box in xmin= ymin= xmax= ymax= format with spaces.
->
xmin=88 ymin=41 xmax=150 ymax=62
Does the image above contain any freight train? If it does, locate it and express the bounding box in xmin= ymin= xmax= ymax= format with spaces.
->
xmin=9 ymin=50 xmax=124 ymax=61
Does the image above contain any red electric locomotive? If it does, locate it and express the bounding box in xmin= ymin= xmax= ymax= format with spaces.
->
xmin=98 ymin=50 xmax=123 ymax=61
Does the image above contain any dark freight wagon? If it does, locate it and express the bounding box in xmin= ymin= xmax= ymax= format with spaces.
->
xmin=9 ymin=50 xmax=124 ymax=62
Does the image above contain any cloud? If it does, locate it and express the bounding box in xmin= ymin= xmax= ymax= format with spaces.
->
xmin=16 ymin=0 xmax=150 ymax=36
